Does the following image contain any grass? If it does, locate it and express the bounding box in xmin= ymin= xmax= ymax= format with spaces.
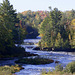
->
xmin=0 ymin=64 xmax=24 ymax=75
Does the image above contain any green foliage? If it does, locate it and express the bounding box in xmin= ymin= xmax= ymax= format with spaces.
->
xmin=40 ymin=8 xmax=62 ymax=49
xmin=39 ymin=7 xmax=75 ymax=50
xmin=55 ymin=64 xmax=63 ymax=71
xmin=65 ymin=61 xmax=75 ymax=74
xmin=0 ymin=0 xmax=27 ymax=58
xmin=0 ymin=0 xmax=17 ymax=54
xmin=15 ymin=57 xmax=54 ymax=65
xmin=42 ymin=62 xmax=75 ymax=75
xmin=17 ymin=10 xmax=49 ymax=38
xmin=55 ymin=33 xmax=63 ymax=48
xmin=17 ymin=10 xmax=49 ymax=28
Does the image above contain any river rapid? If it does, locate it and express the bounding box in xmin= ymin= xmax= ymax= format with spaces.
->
xmin=0 ymin=39 xmax=75 ymax=75
xmin=15 ymin=39 xmax=75 ymax=75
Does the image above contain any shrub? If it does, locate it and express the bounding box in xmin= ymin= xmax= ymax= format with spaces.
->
xmin=0 ymin=64 xmax=23 ymax=75
xmin=65 ymin=61 xmax=75 ymax=74
xmin=55 ymin=64 xmax=63 ymax=71
xmin=15 ymin=57 xmax=54 ymax=65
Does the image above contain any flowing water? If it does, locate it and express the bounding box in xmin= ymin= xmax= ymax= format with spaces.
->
xmin=15 ymin=39 xmax=75 ymax=75
xmin=0 ymin=39 xmax=75 ymax=75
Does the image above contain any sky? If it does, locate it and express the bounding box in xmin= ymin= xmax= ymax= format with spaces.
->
xmin=0 ymin=0 xmax=75 ymax=13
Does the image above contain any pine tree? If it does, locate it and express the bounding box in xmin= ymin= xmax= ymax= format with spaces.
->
xmin=0 ymin=0 xmax=19 ymax=53
xmin=0 ymin=0 xmax=19 ymax=30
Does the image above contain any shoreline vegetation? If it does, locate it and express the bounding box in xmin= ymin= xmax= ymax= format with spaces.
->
xmin=33 ymin=47 xmax=75 ymax=52
xmin=0 ymin=64 xmax=24 ymax=75
xmin=0 ymin=0 xmax=75 ymax=59
xmin=0 ymin=46 xmax=37 ymax=59
xmin=15 ymin=57 xmax=54 ymax=65
xmin=42 ymin=61 xmax=75 ymax=75
xmin=0 ymin=0 xmax=75 ymax=75
xmin=0 ymin=61 xmax=75 ymax=75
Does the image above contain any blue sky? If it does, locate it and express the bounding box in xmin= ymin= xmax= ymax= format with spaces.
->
xmin=0 ymin=0 xmax=75 ymax=13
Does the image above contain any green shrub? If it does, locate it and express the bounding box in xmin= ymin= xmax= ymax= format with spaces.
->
xmin=65 ymin=61 xmax=75 ymax=74
xmin=15 ymin=57 xmax=54 ymax=65
xmin=42 ymin=62 xmax=75 ymax=75
xmin=55 ymin=64 xmax=63 ymax=71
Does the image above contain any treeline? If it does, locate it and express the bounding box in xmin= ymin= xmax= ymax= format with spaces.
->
xmin=17 ymin=10 xmax=49 ymax=38
xmin=39 ymin=8 xmax=75 ymax=51
xmin=18 ymin=10 xmax=49 ymax=28
xmin=0 ymin=0 xmax=26 ymax=58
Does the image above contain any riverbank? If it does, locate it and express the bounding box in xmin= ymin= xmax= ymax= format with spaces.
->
xmin=15 ymin=46 xmax=75 ymax=75
xmin=0 ymin=64 xmax=24 ymax=75
xmin=0 ymin=38 xmax=75 ymax=75
xmin=42 ymin=61 xmax=75 ymax=75
xmin=33 ymin=47 xmax=75 ymax=52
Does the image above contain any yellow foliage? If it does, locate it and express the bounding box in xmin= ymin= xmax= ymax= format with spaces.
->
xmin=72 ymin=32 xmax=75 ymax=41
xmin=71 ymin=19 xmax=75 ymax=29
xmin=45 ymin=42 xmax=47 ymax=47
xmin=14 ymin=67 xmax=20 ymax=71
xmin=35 ymin=15 xmax=39 ymax=20
xmin=69 ymin=34 xmax=71 ymax=41
xmin=40 ymin=34 xmax=44 ymax=37
xmin=55 ymin=39 xmax=58 ymax=43
xmin=57 ymin=32 xmax=61 ymax=39
xmin=9 ymin=30 xmax=12 ymax=32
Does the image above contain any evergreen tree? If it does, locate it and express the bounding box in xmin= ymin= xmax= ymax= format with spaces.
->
xmin=0 ymin=0 xmax=24 ymax=57
xmin=0 ymin=0 xmax=19 ymax=43
xmin=40 ymin=8 xmax=62 ymax=49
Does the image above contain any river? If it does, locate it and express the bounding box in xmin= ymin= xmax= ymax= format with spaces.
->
xmin=0 ymin=38 xmax=75 ymax=75
xmin=15 ymin=39 xmax=75 ymax=75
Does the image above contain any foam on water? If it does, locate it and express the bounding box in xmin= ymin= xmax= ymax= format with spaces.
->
xmin=15 ymin=39 xmax=75 ymax=75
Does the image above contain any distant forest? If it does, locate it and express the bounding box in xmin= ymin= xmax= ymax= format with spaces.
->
xmin=18 ymin=9 xmax=75 ymax=51
xmin=17 ymin=10 xmax=49 ymax=38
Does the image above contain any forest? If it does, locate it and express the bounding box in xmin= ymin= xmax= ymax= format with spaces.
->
xmin=39 ymin=8 xmax=75 ymax=51
xmin=0 ymin=0 xmax=28 ymax=58
xmin=17 ymin=10 xmax=49 ymax=38
xmin=17 ymin=8 xmax=75 ymax=51
xmin=0 ymin=0 xmax=75 ymax=75
xmin=0 ymin=0 xmax=75 ymax=58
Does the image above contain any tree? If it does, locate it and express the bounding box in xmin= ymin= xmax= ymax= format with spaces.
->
xmin=39 ymin=8 xmax=62 ymax=49
xmin=55 ymin=32 xmax=63 ymax=48
xmin=0 ymin=0 xmax=20 ymax=57
xmin=0 ymin=0 xmax=19 ymax=30
xmin=69 ymin=19 xmax=75 ymax=48
xmin=0 ymin=0 xmax=19 ymax=42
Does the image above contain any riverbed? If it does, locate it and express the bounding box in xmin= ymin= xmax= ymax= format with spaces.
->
xmin=15 ymin=39 xmax=75 ymax=75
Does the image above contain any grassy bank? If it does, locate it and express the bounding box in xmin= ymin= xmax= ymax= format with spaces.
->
xmin=0 ymin=64 xmax=24 ymax=75
xmin=42 ymin=61 xmax=75 ymax=75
